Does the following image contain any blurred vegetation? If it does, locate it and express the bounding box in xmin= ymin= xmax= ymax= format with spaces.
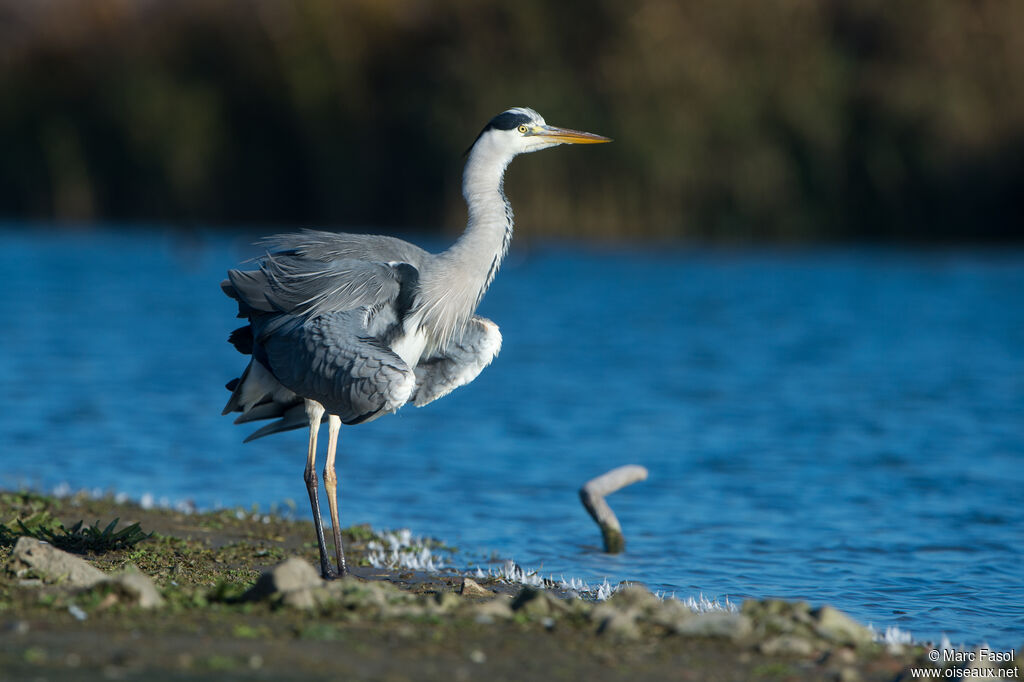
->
xmin=0 ymin=0 xmax=1021 ymax=241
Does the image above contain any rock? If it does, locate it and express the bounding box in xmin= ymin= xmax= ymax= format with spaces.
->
xmin=471 ymin=598 xmax=514 ymax=624
xmin=590 ymin=585 xmax=662 ymax=640
xmin=759 ymin=635 xmax=817 ymax=656
xmin=330 ymin=577 xmax=421 ymax=616
xmin=589 ymin=602 xmax=617 ymax=625
xmin=649 ymin=598 xmax=696 ymax=631
xmin=754 ymin=599 xmax=811 ymax=617
xmin=673 ymin=612 xmax=752 ymax=640
xmin=606 ymin=584 xmax=660 ymax=614
xmin=265 ymin=557 xmax=323 ymax=593
xmin=599 ymin=611 xmax=642 ymax=640
xmin=281 ymin=586 xmax=318 ymax=610
xmin=460 ymin=577 xmax=490 ymax=598
xmin=103 ymin=566 xmax=165 ymax=609
xmin=591 ymin=598 xmax=649 ymax=639
xmin=743 ymin=598 xmax=823 ymax=643
xmin=244 ymin=557 xmax=324 ymax=609
xmin=741 ymin=600 xmax=872 ymax=648
xmin=744 ymin=599 xmax=814 ymax=629
xmin=822 ymin=647 xmax=858 ymax=666
xmin=7 ymin=538 xmax=106 ymax=587
xmin=433 ymin=590 xmax=462 ymax=613
xmin=9 ymin=539 xmax=166 ymax=610
xmin=510 ymin=587 xmax=568 ymax=619
xmin=812 ymin=606 xmax=874 ymax=647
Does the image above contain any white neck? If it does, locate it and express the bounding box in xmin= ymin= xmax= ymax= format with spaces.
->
xmin=417 ymin=136 xmax=518 ymax=352
xmin=451 ymin=137 xmax=515 ymax=286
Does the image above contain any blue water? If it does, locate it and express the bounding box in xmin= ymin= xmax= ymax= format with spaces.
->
xmin=2 ymin=226 xmax=1022 ymax=648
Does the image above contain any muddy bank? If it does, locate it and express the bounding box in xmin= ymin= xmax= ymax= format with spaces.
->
xmin=0 ymin=491 xmax=1013 ymax=681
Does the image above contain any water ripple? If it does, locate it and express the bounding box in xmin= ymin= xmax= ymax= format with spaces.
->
xmin=1 ymin=228 xmax=1022 ymax=648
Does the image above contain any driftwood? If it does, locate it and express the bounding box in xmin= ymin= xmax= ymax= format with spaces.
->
xmin=579 ymin=465 xmax=649 ymax=553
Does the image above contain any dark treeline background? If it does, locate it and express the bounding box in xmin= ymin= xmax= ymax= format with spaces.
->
xmin=1 ymin=0 xmax=1022 ymax=242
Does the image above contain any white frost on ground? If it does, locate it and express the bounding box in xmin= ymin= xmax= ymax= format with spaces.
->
xmin=366 ymin=529 xmax=447 ymax=572
xmin=51 ymin=482 xmax=199 ymax=514
xmin=864 ymin=623 xmax=971 ymax=652
xmin=679 ymin=593 xmax=738 ymax=613
xmin=485 ymin=560 xmax=547 ymax=588
xmin=868 ymin=624 xmax=916 ymax=652
xmin=472 ymin=560 xmax=738 ymax=613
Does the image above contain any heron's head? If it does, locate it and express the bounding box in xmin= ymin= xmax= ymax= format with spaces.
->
xmin=467 ymin=107 xmax=611 ymax=159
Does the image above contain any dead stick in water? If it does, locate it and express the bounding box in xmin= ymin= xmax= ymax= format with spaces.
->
xmin=579 ymin=465 xmax=649 ymax=553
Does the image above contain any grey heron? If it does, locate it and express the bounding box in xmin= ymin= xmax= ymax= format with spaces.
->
xmin=221 ymin=107 xmax=610 ymax=578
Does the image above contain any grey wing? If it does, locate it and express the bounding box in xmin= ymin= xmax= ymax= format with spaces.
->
xmin=226 ymin=255 xmax=415 ymax=320
xmin=221 ymin=360 xmax=306 ymax=442
xmin=259 ymin=311 xmax=416 ymax=425
xmin=259 ymin=229 xmax=430 ymax=267
xmin=224 ymin=229 xmax=428 ymax=321
xmin=222 ymin=230 xmax=424 ymax=430
xmin=411 ymin=316 xmax=502 ymax=407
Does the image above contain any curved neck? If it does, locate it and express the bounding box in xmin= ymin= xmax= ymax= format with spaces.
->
xmin=452 ymin=142 xmax=514 ymax=261
xmin=445 ymin=139 xmax=516 ymax=301
xmin=417 ymin=139 xmax=516 ymax=352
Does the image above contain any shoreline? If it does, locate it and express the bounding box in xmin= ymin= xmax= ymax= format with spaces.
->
xmin=1 ymin=490 xmax=1017 ymax=681
xmin=2 ymin=485 xmax=986 ymax=645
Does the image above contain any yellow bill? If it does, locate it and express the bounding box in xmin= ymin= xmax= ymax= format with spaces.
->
xmin=532 ymin=125 xmax=612 ymax=144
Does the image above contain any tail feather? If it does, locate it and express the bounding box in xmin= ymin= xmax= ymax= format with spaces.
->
xmin=228 ymin=325 xmax=254 ymax=355
xmin=223 ymin=271 xmax=308 ymax=442
xmin=223 ymin=360 xmax=305 ymax=441
xmin=242 ymin=404 xmax=309 ymax=442
xmin=226 ymin=270 xmax=276 ymax=314
xmin=222 ymin=363 xmax=255 ymax=415
xmin=233 ymin=401 xmax=287 ymax=424
xmin=222 ymin=360 xmax=266 ymax=413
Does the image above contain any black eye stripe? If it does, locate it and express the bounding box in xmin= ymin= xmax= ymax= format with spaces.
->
xmin=464 ymin=111 xmax=536 ymax=155
xmin=485 ymin=111 xmax=533 ymax=132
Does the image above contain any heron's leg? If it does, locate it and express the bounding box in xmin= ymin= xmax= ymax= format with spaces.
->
xmin=323 ymin=415 xmax=348 ymax=576
xmin=303 ymin=400 xmax=335 ymax=579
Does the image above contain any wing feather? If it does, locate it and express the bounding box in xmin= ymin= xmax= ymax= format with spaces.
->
xmin=258 ymin=229 xmax=429 ymax=266
xmin=412 ymin=316 xmax=502 ymax=407
xmin=258 ymin=311 xmax=415 ymax=425
xmin=260 ymin=253 xmax=406 ymax=318
xmin=242 ymin=404 xmax=308 ymax=442
xmin=223 ymin=230 xmax=427 ymax=431
xmin=224 ymin=231 xmax=424 ymax=320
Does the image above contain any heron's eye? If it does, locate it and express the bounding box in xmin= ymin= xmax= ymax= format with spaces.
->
xmin=517 ymin=124 xmax=529 ymax=134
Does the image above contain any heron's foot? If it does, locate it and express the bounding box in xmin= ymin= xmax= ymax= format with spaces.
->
xmin=317 ymin=555 xmax=339 ymax=580
xmin=319 ymin=560 xmax=350 ymax=580
xmin=334 ymin=554 xmax=349 ymax=578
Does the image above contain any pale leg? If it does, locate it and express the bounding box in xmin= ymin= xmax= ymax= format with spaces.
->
xmin=323 ymin=414 xmax=348 ymax=576
xmin=303 ymin=400 xmax=336 ymax=579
